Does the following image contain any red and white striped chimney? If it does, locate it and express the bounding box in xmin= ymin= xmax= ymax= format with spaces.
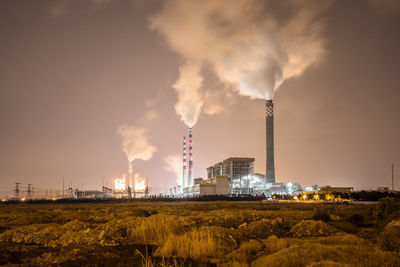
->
xmin=188 ymin=128 xmax=193 ymax=186
xmin=182 ymin=136 xmax=187 ymax=188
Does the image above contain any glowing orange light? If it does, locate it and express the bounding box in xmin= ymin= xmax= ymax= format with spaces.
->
xmin=114 ymin=177 xmax=126 ymax=192
xmin=135 ymin=177 xmax=146 ymax=192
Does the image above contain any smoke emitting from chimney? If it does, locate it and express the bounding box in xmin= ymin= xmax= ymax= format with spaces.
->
xmin=117 ymin=125 xmax=157 ymax=163
xmin=149 ymin=0 xmax=330 ymax=127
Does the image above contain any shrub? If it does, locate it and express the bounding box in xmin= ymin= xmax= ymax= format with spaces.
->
xmin=238 ymin=218 xmax=286 ymax=239
xmin=377 ymin=221 xmax=400 ymax=251
xmin=376 ymin=197 xmax=400 ymax=221
xmin=346 ymin=213 xmax=364 ymax=227
xmin=62 ymin=220 xmax=88 ymax=231
xmin=233 ymin=239 xmax=263 ymax=262
xmin=290 ymin=220 xmax=337 ymax=238
xmin=261 ymin=235 xmax=288 ymax=254
xmin=328 ymin=221 xmax=359 ymax=234
xmin=357 ymin=228 xmax=378 ymax=241
xmin=312 ymin=207 xmax=331 ymax=222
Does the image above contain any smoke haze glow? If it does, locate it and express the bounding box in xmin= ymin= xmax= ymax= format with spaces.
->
xmin=117 ymin=125 xmax=157 ymax=163
xmin=164 ymin=154 xmax=183 ymax=186
xmin=149 ymin=0 xmax=329 ymax=127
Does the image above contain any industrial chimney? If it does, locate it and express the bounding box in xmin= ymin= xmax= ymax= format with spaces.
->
xmin=128 ymin=161 xmax=133 ymax=198
xmin=266 ymin=100 xmax=275 ymax=183
xmin=182 ymin=136 xmax=187 ymax=188
xmin=188 ymin=128 xmax=193 ymax=186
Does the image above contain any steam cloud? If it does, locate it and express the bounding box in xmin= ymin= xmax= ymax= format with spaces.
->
xmin=163 ymin=154 xmax=182 ymax=185
xmin=117 ymin=109 xmax=158 ymax=162
xmin=149 ymin=0 xmax=330 ymax=126
xmin=117 ymin=125 xmax=157 ymax=162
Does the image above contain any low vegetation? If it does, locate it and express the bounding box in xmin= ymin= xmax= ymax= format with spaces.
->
xmin=1 ymin=198 xmax=400 ymax=266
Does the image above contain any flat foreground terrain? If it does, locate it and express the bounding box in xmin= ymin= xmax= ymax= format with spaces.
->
xmin=1 ymin=200 xmax=400 ymax=266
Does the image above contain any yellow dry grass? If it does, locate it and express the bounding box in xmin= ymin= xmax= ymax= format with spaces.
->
xmin=130 ymin=214 xmax=188 ymax=245
xmin=155 ymin=226 xmax=236 ymax=260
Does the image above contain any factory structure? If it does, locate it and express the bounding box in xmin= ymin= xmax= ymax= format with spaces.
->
xmin=179 ymin=156 xmax=302 ymax=197
xmin=5 ymin=99 xmax=391 ymax=201
xmin=169 ymin=99 xmax=377 ymax=197
xmin=174 ymin=99 xmax=302 ymax=197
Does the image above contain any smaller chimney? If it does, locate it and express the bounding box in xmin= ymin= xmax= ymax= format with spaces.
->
xmin=128 ymin=161 xmax=133 ymax=198
xmin=188 ymin=127 xmax=193 ymax=186
xmin=182 ymin=136 xmax=187 ymax=188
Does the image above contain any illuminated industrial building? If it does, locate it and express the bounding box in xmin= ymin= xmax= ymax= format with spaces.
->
xmin=205 ymin=157 xmax=302 ymax=196
xmin=207 ymin=157 xmax=254 ymax=181
xmin=183 ymin=175 xmax=230 ymax=196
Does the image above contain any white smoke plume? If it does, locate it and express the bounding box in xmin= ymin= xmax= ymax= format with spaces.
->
xmin=163 ymin=154 xmax=182 ymax=185
xmin=172 ymin=62 xmax=204 ymax=127
xmin=117 ymin=109 xmax=158 ymax=162
xmin=149 ymin=0 xmax=330 ymax=126
xmin=117 ymin=125 xmax=157 ymax=162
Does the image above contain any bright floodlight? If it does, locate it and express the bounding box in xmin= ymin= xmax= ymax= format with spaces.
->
xmin=114 ymin=177 xmax=126 ymax=192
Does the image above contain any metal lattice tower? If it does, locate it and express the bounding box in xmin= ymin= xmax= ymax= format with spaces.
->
xmin=14 ymin=183 xmax=21 ymax=200
xmin=26 ymin=184 xmax=33 ymax=200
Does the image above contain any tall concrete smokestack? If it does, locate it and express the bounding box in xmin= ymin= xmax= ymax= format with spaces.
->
xmin=128 ymin=161 xmax=133 ymax=198
xmin=266 ymin=100 xmax=275 ymax=183
xmin=182 ymin=136 xmax=187 ymax=188
xmin=188 ymin=128 xmax=193 ymax=186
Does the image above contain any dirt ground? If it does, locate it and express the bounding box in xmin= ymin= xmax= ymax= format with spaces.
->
xmin=1 ymin=200 xmax=399 ymax=266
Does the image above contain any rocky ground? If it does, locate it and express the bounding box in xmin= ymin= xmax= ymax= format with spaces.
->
xmin=0 ymin=200 xmax=399 ymax=266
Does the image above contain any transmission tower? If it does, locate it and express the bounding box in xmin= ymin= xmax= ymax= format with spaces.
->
xmin=14 ymin=183 xmax=21 ymax=200
xmin=26 ymin=184 xmax=33 ymax=200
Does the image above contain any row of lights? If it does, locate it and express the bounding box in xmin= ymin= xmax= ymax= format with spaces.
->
xmin=292 ymin=194 xmax=349 ymax=201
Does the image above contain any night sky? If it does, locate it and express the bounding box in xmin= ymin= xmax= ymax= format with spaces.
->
xmin=1 ymin=0 xmax=399 ymax=196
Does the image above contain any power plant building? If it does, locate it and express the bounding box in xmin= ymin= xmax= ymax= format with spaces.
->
xmin=206 ymin=157 xmax=254 ymax=194
xmin=183 ymin=175 xmax=230 ymax=196
xmin=207 ymin=162 xmax=224 ymax=178
xmin=207 ymin=157 xmax=254 ymax=181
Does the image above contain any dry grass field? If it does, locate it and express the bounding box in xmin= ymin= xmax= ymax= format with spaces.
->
xmin=1 ymin=199 xmax=400 ymax=266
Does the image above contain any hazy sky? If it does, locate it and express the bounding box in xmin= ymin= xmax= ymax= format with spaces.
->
xmin=1 ymin=0 xmax=399 ymax=196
